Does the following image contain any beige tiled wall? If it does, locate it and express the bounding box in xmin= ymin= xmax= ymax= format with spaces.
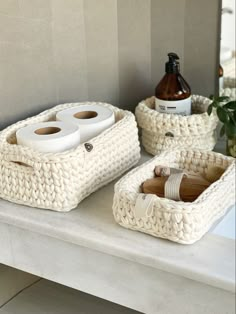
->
xmin=0 ymin=0 xmax=220 ymax=129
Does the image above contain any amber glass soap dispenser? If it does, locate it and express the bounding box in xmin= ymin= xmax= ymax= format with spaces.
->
xmin=155 ymin=52 xmax=191 ymax=115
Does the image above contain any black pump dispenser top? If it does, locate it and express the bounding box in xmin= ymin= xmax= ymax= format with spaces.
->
xmin=165 ymin=52 xmax=180 ymax=73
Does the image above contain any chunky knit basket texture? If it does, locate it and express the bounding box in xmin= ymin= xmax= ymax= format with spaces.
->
xmin=0 ymin=102 xmax=140 ymax=211
xmin=113 ymin=150 xmax=235 ymax=244
xmin=135 ymin=95 xmax=219 ymax=156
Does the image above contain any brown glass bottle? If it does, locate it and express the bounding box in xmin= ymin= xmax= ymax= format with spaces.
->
xmin=155 ymin=52 xmax=191 ymax=115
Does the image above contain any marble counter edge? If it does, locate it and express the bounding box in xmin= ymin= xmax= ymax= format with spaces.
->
xmin=0 ymin=209 xmax=235 ymax=294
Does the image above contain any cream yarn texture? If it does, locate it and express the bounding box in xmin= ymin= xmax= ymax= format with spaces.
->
xmin=113 ymin=150 xmax=235 ymax=244
xmin=0 ymin=102 xmax=140 ymax=211
xmin=135 ymin=95 xmax=219 ymax=155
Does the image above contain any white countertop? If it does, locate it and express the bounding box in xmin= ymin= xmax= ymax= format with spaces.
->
xmin=0 ymin=151 xmax=235 ymax=294
xmin=211 ymin=206 xmax=235 ymax=240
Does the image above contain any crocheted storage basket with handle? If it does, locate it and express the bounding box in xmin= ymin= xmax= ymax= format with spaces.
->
xmin=113 ymin=150 xmax=235 ymax=244
xmin=0 ymin=102 xmax=140 ymax=212
xmin=135 ymin=95 xmax=219 ymax=155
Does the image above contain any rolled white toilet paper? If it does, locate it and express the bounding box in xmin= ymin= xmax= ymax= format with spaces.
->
xmin=16 ymin=121 xmax=80 ymax=153
xmin=56 ymin=104 xmax=115 ymax=143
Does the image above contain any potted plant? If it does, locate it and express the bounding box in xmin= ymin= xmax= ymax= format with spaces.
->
xmin=207 ymin=96 xmax=236 ymax=157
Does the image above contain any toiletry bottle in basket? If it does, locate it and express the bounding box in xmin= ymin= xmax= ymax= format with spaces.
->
xmin=155 ymin=52 xmax=191 ymax=115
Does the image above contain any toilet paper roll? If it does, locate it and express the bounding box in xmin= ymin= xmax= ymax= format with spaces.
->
xmin=56 ymin=104 xmax=115 ymax=143
xmin=16 ymin=121 xmax=80 ymax=153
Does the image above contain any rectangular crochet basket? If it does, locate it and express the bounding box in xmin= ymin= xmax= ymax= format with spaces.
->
xmin=0 ymin=102 xmax=140 ymax=212
xmin=113 ymin=150 xmax=235 ymax=244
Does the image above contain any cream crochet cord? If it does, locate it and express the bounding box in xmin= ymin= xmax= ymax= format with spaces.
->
xmin=135 ymin=95 xmax=219 ymax=155
xmin=0 ymin=102 xmax=141 ymax=211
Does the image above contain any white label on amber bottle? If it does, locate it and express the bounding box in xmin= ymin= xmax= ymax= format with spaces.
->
xmin=155 ymin=96 xmax=191 ymax=115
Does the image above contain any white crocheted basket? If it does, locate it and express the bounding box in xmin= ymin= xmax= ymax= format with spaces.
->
xmin=113 ymin=150 xmax=235 ymax=244
xmin=0 ymin=102 xmax=140 ymax=212
xmin=135 ymin=95 xmax=219 ymax=156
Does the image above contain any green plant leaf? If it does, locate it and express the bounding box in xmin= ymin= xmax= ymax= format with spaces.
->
xmin=211 ymin=101 xmax=218 ymax=108
xmin=223 ymin=101 xmax=236 ymax=110
xmin=229 ymin=114 xmax=236 ymax=126
xmin=209 ymin=95 xmax=214 ymax=100
xmin=217 ymin=96 xmax=230 ymax=102
xmin=207 ymin=104 xmax=213 ymax=115
xmin=220 ymin=125 xmax=225 ymax=137
xmin=217 ymin=107 xmax=229 ymax=123
xmin=225 ymin=122 xmax=236 ymax=137
xmin=226 ymin=108 xmax=236 ymax=125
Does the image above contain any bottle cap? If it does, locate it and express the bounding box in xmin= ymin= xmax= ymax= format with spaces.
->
xmin=165 ymin=52 xmax=180 ymax=73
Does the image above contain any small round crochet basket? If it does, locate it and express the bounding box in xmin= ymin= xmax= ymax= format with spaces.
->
xmin=135 ymin=95 xmax=219 ymax=156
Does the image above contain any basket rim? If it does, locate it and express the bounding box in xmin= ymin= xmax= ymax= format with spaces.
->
xmin=135 ymin=95 xmax=219 ymax=135
xmin=0 ymin=102 xmax=134 ymax=162
xmin=114 ymin=150 xmax=235 ymax=212
xmin=136 ymin=95 xmax=214 ymax=119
